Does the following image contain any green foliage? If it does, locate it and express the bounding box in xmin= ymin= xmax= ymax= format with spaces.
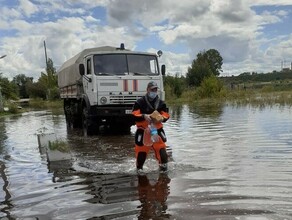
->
xmin=164 ymin=74 xmax=185 ymax=98
xmin=28 ymin=98 xmax=62 ymax=109
xmin=186 ymin=60 xmax=213 ymax=87
xmin=6 ymin=102 xmax=19 ymax=114
xmin=26 ymin=81 xmax=47 ymax=99
xmin=48 ymin=139 xmax=69 ymax=152
xmin=48 ymin=87 xmax=60 ymax=100
xmin=23 ymin=58 xmax=59 ymax=100
xmin=11 ymin=58 xmax=60 ymax=100
xmin=186 ymin=49 xmax=223 ymax=87
xmin=197 ymin=75 xmax=225 ymax=98
xmin=261 ymin=85 xmax=274 ymax=93
xmin=0 ymin=74 xmax=18 ymax=99
xmin=39 ymin=58 xmax=59 ymax=100
xmin=180 ymin=88 xmax=197 ymax=102
xmin=221 ymin=70 xmax=292 ymax=85
xmin=12 ymin=74 xmax=33 ymax=98
xmin=200 ymin=49 xmax=223 ymax=76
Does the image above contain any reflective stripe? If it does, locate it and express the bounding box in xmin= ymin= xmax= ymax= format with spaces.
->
xmin=137 ymin=134 xmax=142 ymax=142
xmin=123 ymin=79 xmax=128 ymax=91
xmin=133 ymin=79 xmax=138 ymax=91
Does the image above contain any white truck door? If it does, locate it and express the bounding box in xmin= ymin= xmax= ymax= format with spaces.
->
xmin=83 ymin=58 xmax=95 ymax=104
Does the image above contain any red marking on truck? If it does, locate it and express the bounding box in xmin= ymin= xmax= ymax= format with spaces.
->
xmin=123 ymin=80 xmax=128 ymax=91
xmin=133 ymin=79 xmax=138 ymax=91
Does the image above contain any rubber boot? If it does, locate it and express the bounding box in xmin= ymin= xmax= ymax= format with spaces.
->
xmin=136 ymin=152 xmax=147 ymax=170
xmin=159 ymin=148 xmax=168 ymax=171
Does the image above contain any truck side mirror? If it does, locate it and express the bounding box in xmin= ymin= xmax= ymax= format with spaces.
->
xmin=79 ymin=64 xmax=85 ymax=76
xmin=161 ymin=65 xmax=166 ymax=76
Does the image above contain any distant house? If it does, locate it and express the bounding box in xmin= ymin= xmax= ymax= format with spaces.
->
xmin=282 ymin=68 xmax=290 ymax=72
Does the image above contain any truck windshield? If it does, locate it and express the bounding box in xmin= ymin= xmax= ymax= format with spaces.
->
xmin=93 ymin=54 xmax=159 ymax=76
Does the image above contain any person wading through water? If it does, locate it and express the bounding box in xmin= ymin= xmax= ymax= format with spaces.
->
xmin=132 ymin=81 xmax=170 ymax=172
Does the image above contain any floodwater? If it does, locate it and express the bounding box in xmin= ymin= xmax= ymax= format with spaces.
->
xmin=1 ymin=103 xmax=292 ymax=220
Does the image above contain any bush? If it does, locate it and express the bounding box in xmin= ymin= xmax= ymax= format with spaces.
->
xmin=4 ymin=102 xmax=19 ymax=114
xmin=197 ymin=75 xmax=225 ymax=98
xmin=261 ymin=85 xmax=273 ymax=93
xmin=164 ymin=75 xmax=185 ymax=98
xmin=48 ymin=139 xmax=69 ymax=152
xmin=48 ymin=87 xmax=60 ymax=100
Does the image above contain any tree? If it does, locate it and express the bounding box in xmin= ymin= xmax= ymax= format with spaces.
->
xmin=12 ymin=74 xmax=33 ymax=98
xmin=202 ymin=49 xmax=223 ymax=76
xmin=0 ymin=74 xmax=18 ymax=100
xmin=186 ymin=49 xmax=223 ymax=87
xmin=46 ymin=58 xmax=57 ymax=89
xmin=164 ymin=74 xmax=185 ymax=98
xmin=26 ymin=81 xmax=47 ymax=99
xmin=38 ymin=58 xmax=59 ymax=100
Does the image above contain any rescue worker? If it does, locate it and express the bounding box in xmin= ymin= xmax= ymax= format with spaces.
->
xmin=132 ymin=81 xmax=170 ymax=172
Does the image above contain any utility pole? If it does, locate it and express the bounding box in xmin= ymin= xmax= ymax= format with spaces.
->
xmin=44 ymin=40 xmax=48 ymax=71
xmin=43 ymin=41 xmax=50 ymax=99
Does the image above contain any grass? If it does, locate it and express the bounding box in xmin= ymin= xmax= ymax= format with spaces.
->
xmin=48 ymin=139 xmax=70 ymax=152
xmin=228 ymin=90 xmax=292 ymax=107
xmin=29 ymin=98 xmax=63 ymax=109
xmin=0 ymin=98 xmax=63 ymax=117
xmin=166 ymin=86 xmax=292 ymax=107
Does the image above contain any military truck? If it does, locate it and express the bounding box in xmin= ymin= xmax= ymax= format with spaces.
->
xmin=57 ymin=44 xmax=165 ymax=135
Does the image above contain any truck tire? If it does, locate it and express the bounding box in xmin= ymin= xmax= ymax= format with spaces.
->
xmin=64 ymin=100 xmax=82 ymax=129
xmin=82 ymin=106 xmax=99 ymax=136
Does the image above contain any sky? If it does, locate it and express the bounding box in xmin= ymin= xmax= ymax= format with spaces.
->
xmin=0 ymin=0 xmax=292 ymax=81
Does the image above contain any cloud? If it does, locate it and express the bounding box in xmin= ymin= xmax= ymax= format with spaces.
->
xmin=0 ymin=7 xmax=21 ymax=26
xmin=0 ymin=13 xmax=139 ymax=80
xmin=0 ymin=0 xmax=292 ymax=79
xmin=19 ymin=0 xmax=39 ymax=17
xmin=159 ymin=24 xmax=202 ymax=44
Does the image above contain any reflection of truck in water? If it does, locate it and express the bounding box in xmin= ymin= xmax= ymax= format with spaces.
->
xmin=57 ymin=44 xmax=165 ymax=135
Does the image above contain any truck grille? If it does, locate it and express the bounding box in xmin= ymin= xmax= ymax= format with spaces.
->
xmin=109 ymin=95 xmax=141 ymax=104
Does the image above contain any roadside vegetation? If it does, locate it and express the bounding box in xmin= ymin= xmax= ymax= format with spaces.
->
xmin=165 ymin=73 xmax=292 ymax=106
xmin=1 ymin=49 xmax=292 ymax=117
xmin=0 ymin=58 xmax=60 ymax=116
xmin=48 ymin=139 xmax=69 ymax=153
xmin=163 ymin=49 xmax=292 ymax=107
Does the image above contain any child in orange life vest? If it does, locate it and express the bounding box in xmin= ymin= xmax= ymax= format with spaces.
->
xmin=132 ymin=81 xmax=170 ymax=171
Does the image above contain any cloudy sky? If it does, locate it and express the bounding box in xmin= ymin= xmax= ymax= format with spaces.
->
xmin=0 ymin=0 xmax=292 ymax=80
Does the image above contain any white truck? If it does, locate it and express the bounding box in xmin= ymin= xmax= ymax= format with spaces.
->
xmin=57 ymin=44 xmax=165 ymax=135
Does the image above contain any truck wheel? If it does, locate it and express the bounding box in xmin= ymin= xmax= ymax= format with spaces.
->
xmin=82 ymin=107 xmax=98 ymax=136
xmin=65 ymin=112 xmax=82 ymax=129
xmin=65 ymin=114 xmax=73 ymax=129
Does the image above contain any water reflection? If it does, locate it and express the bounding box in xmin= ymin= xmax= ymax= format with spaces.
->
xmin=137 ymin=173 xmax=171 ymax=219
xmin=189 ymin=102 xmax=224 ymax=119
xmin=0 ymin=161 xmax=12 ymax=219
xmin=168 ymin=104 xmax=183 ymax=122
xmin=48 ymin=159 xmax=171 ymax=219
xmin=0 ymin=118 xmax=8 ymax=156
xmin=0 ymin=117 xmax=13 ymax=219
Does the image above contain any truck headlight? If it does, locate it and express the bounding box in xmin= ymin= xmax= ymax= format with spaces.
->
xmin=100 ymin=96 xmax=107 ymax=104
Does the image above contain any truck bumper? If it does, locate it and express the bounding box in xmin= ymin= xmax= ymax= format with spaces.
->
xmin=91 ymin=106 xmax=134 ymax=125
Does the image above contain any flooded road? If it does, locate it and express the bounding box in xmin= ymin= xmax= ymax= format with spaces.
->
xmin=1 ymin=103 xmax=292 ymax=219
